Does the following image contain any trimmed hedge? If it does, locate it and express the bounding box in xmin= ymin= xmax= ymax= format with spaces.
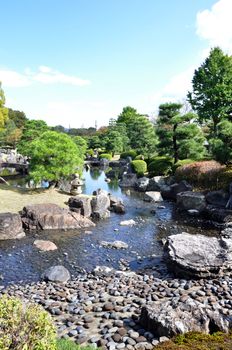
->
xmin=135 ymin=154 xmax=145 ymax=160
xmin=131 ymin=160 xmax=147 ymax=175
xmin=175 ymin=160 xmax=232 ymax=190
xmin=148 ymin=156 xmax=173 ymax=176
xmin=120 ymin=150 xmax=137 ymax=160
xmin=172 ymin=159 xmax=194 ymax=172
xmin=99 ymin=153 xmax=112 ymax=160
xmin=0 ymin=295 xmax=56 ymax=350
xmin=86 ymin=149 xmax=94 ymax=157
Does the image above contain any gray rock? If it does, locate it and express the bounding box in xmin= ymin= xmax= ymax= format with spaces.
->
xmin=120 ymin=219 xmax=136 ymax=226
xmin=162 ymin=180 xmax=192 ymax=200
xmin=144 ymin=191 xmax=163 ymax=202
xmin=68 ymin=195 xmax=92 ymax=217
xmin=119 ymin=174 xmax=137 ymax=188
xmin=164 ymin=232 xmax=232 ymax=278
xmin=91 ymin=189 xmax=111 ymax=220
xmin=0 ymin=212 xmax=25 ymax=240
xmin=21 ymin=203 xmax=95 ymax=230
xmin=42 ymin=265 xmax=71 ymax=283
xmin=176 ymin=191 xmax=206 ymax=212
xmin=206 ymin=190 xmax=229 ymax=208
xmin=140 ymin=298 xmax=232 ymax=337
xmin=101 ymin=240 xmax=128 ymax=249
xmin=147 ymin=176 xmax=167 ymax=192
xmin=135 ymin=177 xmax=150 ymax=192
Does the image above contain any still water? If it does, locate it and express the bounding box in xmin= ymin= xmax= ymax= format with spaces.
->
xmin=0 ymin=168 xmax=218 ymax=285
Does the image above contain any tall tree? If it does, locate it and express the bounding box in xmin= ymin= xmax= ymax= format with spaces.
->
xmin=117 ymin=106 xmax=138 ymax=125
xmin=8 ymin=108 xmax=27 ymax=128
xmin=17 ymin=119 xmax=49 ymax=153
xmin=188 ymin=47 xmax=232 ymax=134
xmin=0 ymin=83 xmax=8 ymax=131
xmin=156 ymin=103 xmax=205 ymax=162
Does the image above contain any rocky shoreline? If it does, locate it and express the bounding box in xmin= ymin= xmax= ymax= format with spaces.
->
xmin=1 ymin=268 xmax=232 ymax=349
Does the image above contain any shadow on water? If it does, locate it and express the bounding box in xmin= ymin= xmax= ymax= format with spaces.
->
xmin=0 ymin=167 xmax=220 ymax=285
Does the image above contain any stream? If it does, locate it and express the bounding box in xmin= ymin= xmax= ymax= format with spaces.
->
xmin=0 ymin=167 xmax=219 ymax=285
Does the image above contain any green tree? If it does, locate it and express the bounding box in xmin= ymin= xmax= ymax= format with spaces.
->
xmin=72 ymin=135 xmax=88 ymax=158
xmin=188 ymin=47 xmax=232 ymax=134
xmin=102 ymin=121 xmax=129 ymax=155
xmin=117 ymin=106 xmax=138 ymax=124
xmin=0 ymin=83 xmax=8 ymax=131
xmin=156 ymin=103 xmax=205 ymax=162
xmin=126 ymin=114 xmax=157 ymax=156
xmin=18 ymin=119 xmax=49 ymax=153
xmin=210 ymin=120 xmax=232 ymax=164
xmin=8 ymin=108 xmax=27 ymax=128
xmin=0 ymin=119 xmax=22 ymax=147
xmin=24 ymin=131 xmax=83 ymax=183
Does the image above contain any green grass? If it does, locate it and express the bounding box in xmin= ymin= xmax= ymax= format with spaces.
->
xmin=154 ymin=331 xmax=232 ymax=350
xmin=56 ymin=339 xmax=100 ymax=350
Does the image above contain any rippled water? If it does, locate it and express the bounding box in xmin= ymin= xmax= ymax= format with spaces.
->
xmin=0 ymin=168 xmax=219 ymax=285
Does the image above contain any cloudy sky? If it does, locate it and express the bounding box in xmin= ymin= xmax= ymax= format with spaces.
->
xmin=0 ymin=0 xmax=231 ymax=128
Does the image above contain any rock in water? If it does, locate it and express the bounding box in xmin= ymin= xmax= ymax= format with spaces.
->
xmin=91 ymin=189 xmax=111 ymax=219
xmin=134 ymin=177 xmax=150 ymax=192
xmin=164 ymin=232 xmax=232 ymax=278
xmin=34 ymin=240 xmax=57 ymax=251
xmin=0 ymin=213 xmax=25 ymax=240
xmin=100 ymin=240 xmax=128 ymax=249
xmin=120 ymin=219 xmax=136 ymax=226
xmin=68 ymin=195 xmax=92 ymax=217
xmin=21 ymin=203 xmax=95 ymax=230
xmin=42 ymin=265 xmax=71 ymax=283
xmin=144 ymin=191 xmax=163 ymax=202
xmin=176 ymin=191 xmax=206 ymax=212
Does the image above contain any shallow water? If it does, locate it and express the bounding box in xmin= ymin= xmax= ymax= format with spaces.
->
xmin=0 ymin=168 xmax=219 ymax=285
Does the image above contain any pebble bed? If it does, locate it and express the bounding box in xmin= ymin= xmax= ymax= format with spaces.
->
xmin=1 ymin=270 xmax=232 ymax=350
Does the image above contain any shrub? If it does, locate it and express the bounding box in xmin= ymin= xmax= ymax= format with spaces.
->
xmin=175 ymin=160 xmax=231 ymax=190
xmin=120 ymin=150 xmax=137 ymax=160
xmin=172 ymin=159 xmax=194 ymax=172
xmin=131 ymin=160 xmax=147 ymax=176
xmin=135 ymin=154 xmax=144 ymax=160
xmin=148 ymin=156 xmax=173 ymax=176
xmin=99 ymin=153 xmax=112 ymax=160
xmin=86 ymin=149 xmax=94 ymax=157
xmin=155 ymin=331 xmax=232 ymax=350
xmin=56 ymin=338 xmax=98 ymax=350
xmin=0 ymin=295 xmax=56 ymax=350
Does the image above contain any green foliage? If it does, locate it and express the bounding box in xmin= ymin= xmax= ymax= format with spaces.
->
xmin=102 ymin=123 xmax=129 ymax=155
xmin=131 ymin=160 xmax=147 ymax=176
xmin=209 ymin=120 xmax=232 ymax=164
xmin=8 ymin=108 xmax=28 ymax=128
xmin=126 ymin=114 xmax=157 ymax=156
xmin=135 ymin=154 xmax=144 ymax=160
xmin=99 ymin=153 xmax=112 ymax=160
xmin=172 ymin=159 xmax=194 ymax=172
xmin=87 ymin=135 xmax=102 ymax=150
xmin=0 ymin=82 xmax=8 ymax=131
xmin=24 ymin=131 xmax=83 ymax=183
xmin=120 ymin=150 xmax=137 ymax=160
xmin=155 ymin=331 xmax=232 ymax=350
xmin=18 ymin=119 xmax=49 ymax=153
xmin=175 ymin=160 xmax=231 ymax=190
xmin=56 ymin=339 xmax=99 ymax=350
xmin=117 ymin=106 xmax=138 ymax=124
xmin=156 ymin=103 xmax=205 ymax=163
xmin=0 ymin=295 xmax=56 ymax=350
xmin=72 ymin=136 xmax=88 ymax=159
xmin=188 ymin=47 xmax=232 ymax=134
xmin=148 ymin=156 xmax=173 ymax=175
xmin=86 ymin=148 xmax=94 ymax=157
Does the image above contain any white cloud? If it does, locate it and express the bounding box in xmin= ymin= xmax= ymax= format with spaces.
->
xmin=0 ymin=70 xmax=31 ymax=87
xmin=0 ymin=66 xmax=90 ymax=88
xmin=196 ymin=0 xmax=232 ymax=53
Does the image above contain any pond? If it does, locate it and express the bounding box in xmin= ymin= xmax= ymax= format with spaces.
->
xmin=0 ymin=167 xmax=219 ymax=285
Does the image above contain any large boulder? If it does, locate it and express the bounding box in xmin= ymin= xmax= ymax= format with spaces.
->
xmin=144 ymin=191 xmax=163 ymax=202
xmin=140 ymin=298 xmax=231 ymax=337
xmin=91 ymin=189 xmax=111 ymax=220
xmin=134 ymin=177 xmax=150 ymax=192
xmin=176 ymin=191 xmax=206 ymax=212
xmin=68 ymin=195 xmax=92 ymax=217
xmin=203 ymin=206 xmax=232 ymax=223
xmin=162 ymin=180 xmax=192 ymax=200
xmin=206 ymin=190 xmax=229 ymax=208
xmin=119 ymin=173 xmax=137 ymax=188
xmin=21 ymin=203 xmax=95 ymax=230
xmin=147 ymin=176 xmax=168 ymax=192
xmin=164 ymin=232 xmax=232 ymax=278
xmin=0 ymin=213 xmax=25 ymax=240
xmin=42 ymin=265 xmax=70 ymax=283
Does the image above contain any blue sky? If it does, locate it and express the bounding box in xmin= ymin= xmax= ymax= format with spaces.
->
xmin=0 ymin=0 xmax=231 ymax=128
